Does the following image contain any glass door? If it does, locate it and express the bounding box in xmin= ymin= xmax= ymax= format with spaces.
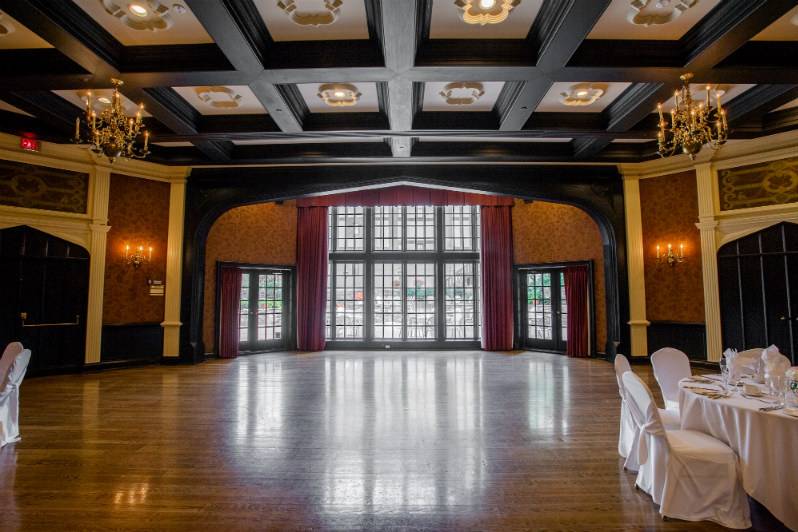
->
xmin=521 ymin=269 xmax=567 ymax=352
xmin=238 ymin=268 xmax=291 ymax=352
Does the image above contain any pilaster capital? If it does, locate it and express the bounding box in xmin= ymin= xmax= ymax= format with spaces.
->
xmin=696 ymin=220 xmax=719 ymax=231
xmin=89 ymin=223 xmax=111 ymax=234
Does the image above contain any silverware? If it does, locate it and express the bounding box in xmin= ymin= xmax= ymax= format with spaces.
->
xmin=759 ymin=405 xmax=785 ymax=412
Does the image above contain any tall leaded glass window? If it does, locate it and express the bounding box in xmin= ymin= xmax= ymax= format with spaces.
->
xmin=326 ymin=205 xmax=481 ymax=345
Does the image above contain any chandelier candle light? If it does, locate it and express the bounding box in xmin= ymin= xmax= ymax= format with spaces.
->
xmin=656 ymin=73 xmax=727 ymax=160
xmin=73 ymin=78 xmax=150 ymax=163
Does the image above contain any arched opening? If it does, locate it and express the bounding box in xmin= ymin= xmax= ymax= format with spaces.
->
xmin=181 ymin=166 xmax=627 ymax=362
xmin=718 ymin=221 xmax=798 ymax=364
xmin=0 ymin=225 xmax=89 ymax=374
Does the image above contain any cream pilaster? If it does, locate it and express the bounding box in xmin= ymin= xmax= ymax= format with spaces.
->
xmin=622 ymin=175 xmax=649 ymax=357
xmin=85 ymin=167 xmax=110 ymax=364
xmin=162 ymin=179 xmax=186 ymax=357
xmin=695 ymin=163 xmax=722 ymax=361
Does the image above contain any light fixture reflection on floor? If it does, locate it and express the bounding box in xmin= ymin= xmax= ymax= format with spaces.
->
xmin=656 ymin=73 xmax=727 ymax=160
xmin=455 ymin=0 xmax=520 ymax=25
xmin=73 ymin=78 xmax=150 ymax=163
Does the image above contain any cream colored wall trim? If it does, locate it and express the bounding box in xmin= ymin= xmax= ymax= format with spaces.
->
xmin=0 ymin=132 xmax=189 ymax=183
xmin=162 ymin=180 xmax=186 ymax=357
xmin=621 ymin=175 xmax=649 ymax=357
xmin=1 ymin=132 xmax=189 ymax=365
xmin=618 ymin=129 xmax=798 ymax=180
xmin=695 ymin=164 xmax=723 ymax=362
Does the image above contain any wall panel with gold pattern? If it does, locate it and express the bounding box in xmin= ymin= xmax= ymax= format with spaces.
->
xmin=718 ymin=156 xmax=798 ymax=211
xmin=0 ymin=159 xmax=88 ymax=214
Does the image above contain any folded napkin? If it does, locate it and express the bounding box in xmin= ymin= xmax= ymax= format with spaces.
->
xmin=730 ymin=350 xmax=759 ymax=381
xmin=762 ymin=346 xmax=791 ymax=379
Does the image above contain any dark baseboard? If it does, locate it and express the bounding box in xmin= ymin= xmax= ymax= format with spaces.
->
xmin=102 ymin=322 xmax=163 ymax=364
xmin=648 ymin=321 xmax=707 ymax=361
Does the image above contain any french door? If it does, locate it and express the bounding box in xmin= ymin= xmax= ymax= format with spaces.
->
xmin=236 ymin=267 xmax=292 ymax=352
xmin=518 ymin=268 xmax=567 ymax=352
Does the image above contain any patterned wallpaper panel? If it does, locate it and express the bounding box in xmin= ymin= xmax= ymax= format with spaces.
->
xmin=0 ymin=159 xmax=88 ymax=214
xmin=203 ymin=201 xmax=298 ymax=350
xmin=512 ymin=200 xmax=607 ymax=350
xmin=718 ymin=156 xmax=798 ymax=211
xmin=103 ymin=174 xmax=170 ymax=324
xmin=639 ymin=171 xmax=704 ymax=324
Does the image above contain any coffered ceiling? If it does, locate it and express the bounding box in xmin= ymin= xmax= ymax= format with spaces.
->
xmin=0 ymin=0 xmax=797 ymax=167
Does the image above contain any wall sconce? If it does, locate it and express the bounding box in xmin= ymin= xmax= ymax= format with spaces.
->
xmin=656 ymin=243 xmax=685 ymax=267
xmin=124 ymin=243 xmax=152 ymax=269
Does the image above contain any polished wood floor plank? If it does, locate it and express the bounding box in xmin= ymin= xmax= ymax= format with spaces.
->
xmin=1 ymin=351 xmax=729 ymax=531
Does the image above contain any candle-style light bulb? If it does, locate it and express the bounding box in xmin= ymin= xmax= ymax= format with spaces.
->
xmin=148 ymin=246 xmax=153 ymax=261
xmin=125 ymin=244 xmax=130 ymax=260
xmin=75 ymin=117 xmax=80 ymax=140
xmin=144 ymin=130 xmax=149 ymax=151
xmin=679 ymin=242 xmax=684 ymax=258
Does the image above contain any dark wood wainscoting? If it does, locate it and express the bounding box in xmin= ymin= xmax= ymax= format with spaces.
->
xmin=647 ymin=321 xmax=707 ymax=360
xmin=101 ymin=323 xmax=163 ymax=365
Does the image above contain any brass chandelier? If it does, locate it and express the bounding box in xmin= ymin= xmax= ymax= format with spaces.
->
xmin=73 ymin=78 xmax=150 ymax=163
xmin=656 ymin=73 xmax=727 ymax=160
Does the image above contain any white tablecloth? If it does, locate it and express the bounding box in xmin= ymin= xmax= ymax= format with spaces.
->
xmin=679 ymin=378 xmax=798 ymax=530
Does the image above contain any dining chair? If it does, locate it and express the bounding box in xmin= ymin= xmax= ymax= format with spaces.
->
xmin=615 ymin=354 xmax=679 ymax=472
xmin=0 ymin=348 xmax=32 ymax=447
xmin=0 ymin=342 xmax=23 ymax=384
xmin=622 ymin=372 xmax=750 ymax=529
xmin=651 ymin=348 xmax=691 ymax=411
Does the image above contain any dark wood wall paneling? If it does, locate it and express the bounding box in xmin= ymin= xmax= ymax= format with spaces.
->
xmin=101 ymin=323 xmax=163 ymax=365
xmin=647 ymin=322 xmax=707 ymax=361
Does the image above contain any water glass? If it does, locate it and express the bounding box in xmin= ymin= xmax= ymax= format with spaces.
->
xmin=768 ymin=373 xmax=786 ymax=407
xmin=720 ymin=359 xmax=730 ymax=392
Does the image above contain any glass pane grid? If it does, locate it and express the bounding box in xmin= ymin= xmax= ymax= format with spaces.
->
xmin=374 ymin=206 xmax=403 ymax=251
xmin=445 ymin=262 xmax=478 ymax=340
xmin=406 ymin=206 xmax=435 ymax=251
xmin=444 ymin=206 xmax=478 ymax=251
xmin=257 ymin=273 xmax=283 ymax=341
xmin=373 ymin=263 xmax=403 ymax=339
xmin=527 ymin=272 xmax=552 ymax=340
xmin=334 ymin=206 xmax=364 ymax=251
xmin=239 ymin=273 xmax=250 ymax=342
xmin=335 ymin=262 xmax=364 ymax=339
xmin=406 ymin=263 xmax=436 ymax=339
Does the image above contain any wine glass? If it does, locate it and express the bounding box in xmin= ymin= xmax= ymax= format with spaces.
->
xmin=720 ymin=358 xmax=730 ymax=392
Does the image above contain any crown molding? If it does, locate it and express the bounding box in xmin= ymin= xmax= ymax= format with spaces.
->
xmin=618 ymin=129 xmax=798 ymax=179
xmin=0 ymin=132 xmax=190 ymax=182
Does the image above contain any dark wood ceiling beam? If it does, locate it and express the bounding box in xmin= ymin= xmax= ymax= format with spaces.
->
xmin=725 ymin=85 xmax=798 ymax=125
xmin=0 ymin=91 xmax=79 ymax=134
xmin=499 ymin=0 xmax=610 ymax=131
xmin=763 ymin=107 xmax=798 ymax=134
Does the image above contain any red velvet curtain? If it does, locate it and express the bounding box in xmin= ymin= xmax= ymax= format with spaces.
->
xmin=480 ymin=205 xmax=514 ymax=351
xmin=296 ymin=206 xmax=329 ymax=351
xmin=219 ymin=266 xmax=242 ymax=359
xmin=565 ymin=265 xmax=590 ymax=357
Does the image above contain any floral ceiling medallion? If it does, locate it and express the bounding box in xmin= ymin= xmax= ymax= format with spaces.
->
xmin=0 ymin=11 xmax=16 ymax=37
xmin=100 ymin=0 xmax=174 ymax=32
xmin=439 ymin=82 xmax=485 ymax=106
xmin=194 ymin=86 xmax=242 ymax=109
xmin=454 ymin=0 xmax=520 ymax=26
xmin=559 ymin=83 xmax=607 ymax=107
xmin=627 ymin=0 xmax=699 ymax=27
xmin=317 ymin=83 xmax=361 ymax=107
xmin=277 ymin=0 xmax=343 ymax=27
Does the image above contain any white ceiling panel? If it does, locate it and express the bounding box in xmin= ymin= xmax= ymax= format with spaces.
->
xmin=172 ymin=85 xmax=268 ymax=115
xmin=254 ymin=0 xmax=369 ymax=42
xmin=0 ymin=10 xmax=52 ymax=49
xmin=429 ymin=0 xmax=544 ymax=39
xmin=422 ymin=81 xmax=505 ymax=112
xmin=297 ymin=82 xmax=380 ymax=113
xmin=535 ymin=82 xmax=632 ymax=113
xmin=588 ymin=0 xmax=721 ymax=40
xmin=752 ymin=5 xmax=798 ymax=41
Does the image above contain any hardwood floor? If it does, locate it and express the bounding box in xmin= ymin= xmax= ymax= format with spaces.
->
xmin=0 ymin=351 xmax=730 ymax=531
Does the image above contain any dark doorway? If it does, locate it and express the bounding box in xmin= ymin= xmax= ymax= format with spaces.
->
xmin=218 ymin=264 xmax=294 ymax=354
xmin=0 ymin=226 xmax=89 ymax=374
xmin=718 ymin=222 xmax=798 ymax=364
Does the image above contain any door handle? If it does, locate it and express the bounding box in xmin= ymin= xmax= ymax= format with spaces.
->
xmin=21 ymin=313 xmax=81 ymax=328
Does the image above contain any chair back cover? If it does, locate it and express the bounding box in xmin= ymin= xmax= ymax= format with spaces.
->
xmin=622 ymin=371 xmax=667 ymax=465
xmin=0 ymin=342 xmax=24 ymax=388
xmin=4 ymin=349 xmax=31 ymax=389
xmin=650 ymin=348 xmax=691 ymax=409
xmin=614 ymin=354 xmax=631 ymax=399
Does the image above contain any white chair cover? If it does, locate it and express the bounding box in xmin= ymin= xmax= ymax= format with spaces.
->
xmin=614 ymin=354 xmax=636 ymax=461
xmin=0 ymin=348 xmax=32 ymax=447
xmin=0 ymin=342 xmax=23 ymax=385
xmin=622 ymin=372 xmax=750 ymax=529
xmin=730 ymin=348 xmax=761 ymax=381
xmin=614 ymin=355 xmax=679 ymax=473
xmin=651 ymin=348 xmax=691 ymax=411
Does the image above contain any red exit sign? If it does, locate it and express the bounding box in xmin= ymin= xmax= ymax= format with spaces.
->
xmin=20 ymin=136 xmax=41 ymax=152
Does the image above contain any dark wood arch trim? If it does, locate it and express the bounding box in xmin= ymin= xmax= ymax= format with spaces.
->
xmin=179 ymin=164 xmax=628 ymax=363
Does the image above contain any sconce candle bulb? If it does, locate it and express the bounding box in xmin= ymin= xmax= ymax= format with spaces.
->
xmin=124 ymin=242 xmax=152 ymax=269
xmin=656 ymin=241 xmax=686 ymax=267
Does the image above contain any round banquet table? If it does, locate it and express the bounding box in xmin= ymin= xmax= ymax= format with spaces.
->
xmin=678 ymin=378 xmax=798 ymax=530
